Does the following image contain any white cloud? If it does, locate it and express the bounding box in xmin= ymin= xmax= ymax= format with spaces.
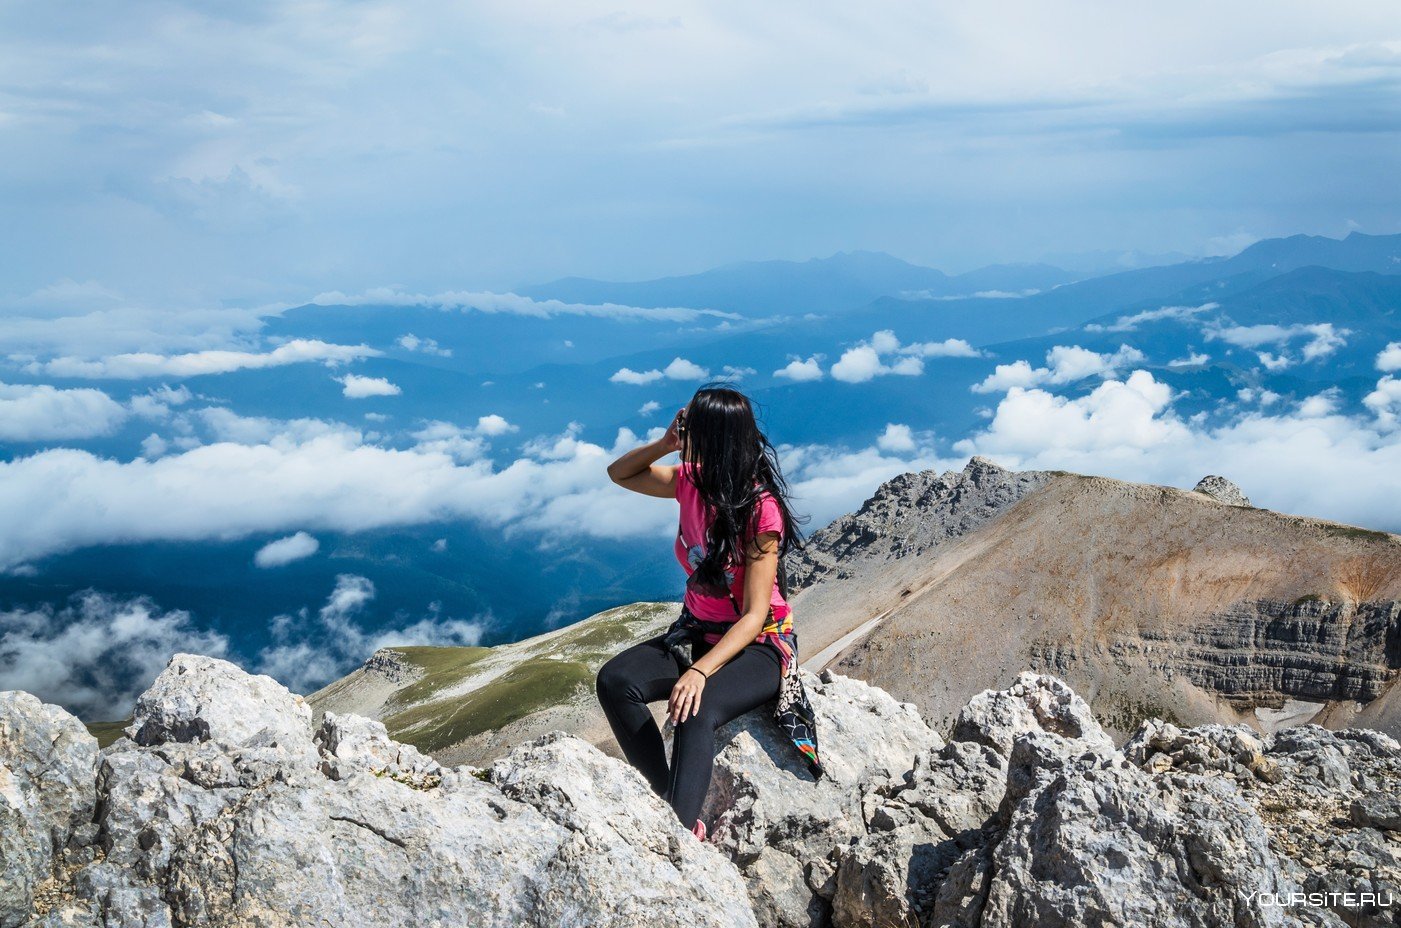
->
xmin=409 ymin=416 xmax=515 ymax=461
xmin=140 ymin=434 xmax=169 ymax=458
xmin=829 ymin=334 xmax=920 ymax=383
xmin=1364 ymin=375 xmax=1401 ymax=429
xmin=337 ymin=374 xmax=401 ymax=398
xmin=1168 ymin=351 xmax=1210 ymax=368
xmin=965 ymin=371 xmax=1185 ymax=455
xmin=610 ymin=356 xmax=709 ymax=384
xmin=774 ymin=356 xmax=824 ymax=381
xmin=306 ymin=289 xmax=740 ymax=324
xmin=970 ymin=359 xmax=1040 ymax=393
xmin=127 ymin=384 xmax=194 ymax=420
xmin=474 ymin=414 xmax=516 ymax=436
xmin=638 ymin=400 xmax=661 ymax=415
xmin=1377 ymin=342 xmax=1401 ymax=373
xmin=971 ymin=344 xmax=1145 ymax=393
xmin=0 ymin=297 xmax=266 ymax=360
xmin=957 ymin=367 xmax=1401 ymax=532
xmin=197 ymin=407 xmax=343 ymax=444
xmin=876 ymin=423 xmax=917 ymax=452
xmin=829 ymin=330 xmax=986 ymax=384
xmin=254 ymin=531 xmax=320 ymax=568
xmin=0 ymin=418 xmax=688 ymax=570
xmin=0 ymin=592 xmax=230 ymax=720
xmin=0 ymin=382 xmax=129 ymax=441
xmin=1298 ymin=390 xmax=1339 ymax=418
xmin=831 ymin=346 xmax=892 ymax=383
xmin=396 ymin=333 xmax=452 ymax=357
xmin=0 ymin=576 xmax=489 ymax=718
xmin=1205 ymin=321 xmax=1349 ymax=366
xmin=901 ymin=338 xmax=984 ymax=358
xmin=1237 ymin=387 xmax=1280 ymax=406
xmin=664 ymin=357 xmax=710 ymax=379
xmin=1084 ymin=303 xmax=1216 ymax=333
xmin=610 ymin=367 xmax=664 ymax=385
xmin=721 ymin=364 xmax=756 ymax=379
xmin=256 ymin=575 xmax=486 ymax=695
xmin=34 ymin=338 xmax=379 ymax=379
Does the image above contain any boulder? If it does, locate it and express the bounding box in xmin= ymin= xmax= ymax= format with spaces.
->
xmin=1193 ymin=475 xmax=1252 ymax=506
xmin=702 ymin=670 xmax=942 ymax=928
xmin=950 ymin=672 xmax=1116 ymax=761
xmin=314 ymin=711 xmax=443 ymax=788
xmin=125 ymin=653 xmax=315 ymax=757
xmin=489 ymin=732 xmax=757 ymax=928
xmin=0 ymin=693 xmax=98 ymax=928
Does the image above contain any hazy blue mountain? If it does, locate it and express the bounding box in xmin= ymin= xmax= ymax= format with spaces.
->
xmin=1228 ymin=231 xmax=1401 ymax=274
xmin=519 ymin=251 xmax=1079 ymax=315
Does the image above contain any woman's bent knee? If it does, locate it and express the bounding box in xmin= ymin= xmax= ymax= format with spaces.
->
xmin=595 ymin=658 xmax=633 ymax=703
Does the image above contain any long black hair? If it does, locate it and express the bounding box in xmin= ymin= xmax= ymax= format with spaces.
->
xmin=681 ymin=383 xmax=807 ymax=594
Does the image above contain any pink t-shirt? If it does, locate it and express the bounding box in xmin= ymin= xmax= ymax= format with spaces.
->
xmin=674 ymin=461 xmax=791 ymax=623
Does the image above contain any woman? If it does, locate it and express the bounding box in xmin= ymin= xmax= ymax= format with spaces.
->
xmin=596 ymin=384 xmax=821 ymax=841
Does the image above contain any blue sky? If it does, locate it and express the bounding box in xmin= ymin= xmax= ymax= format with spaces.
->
xmin=2 ymin=0 xmax=1400 ymax=312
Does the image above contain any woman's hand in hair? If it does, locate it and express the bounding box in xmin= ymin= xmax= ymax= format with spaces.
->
xmin=668 ymin=667 xmax=706 ymax=724
xmin=605 ymin=422 xmax=681 ymax=498
xmin=661 ymin=407 xmax=685 ymax=453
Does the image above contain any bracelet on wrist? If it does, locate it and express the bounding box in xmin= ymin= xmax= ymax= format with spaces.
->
xmin=689 ymin=666 xmax=708 ymax=680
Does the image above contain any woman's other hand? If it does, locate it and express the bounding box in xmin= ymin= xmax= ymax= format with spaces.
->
xmin=668 ymin=667 xmax=706 ymax=724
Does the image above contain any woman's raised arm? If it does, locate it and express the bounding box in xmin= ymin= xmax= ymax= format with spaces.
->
xmin=605 ymin=407 xmax=684 ymax=498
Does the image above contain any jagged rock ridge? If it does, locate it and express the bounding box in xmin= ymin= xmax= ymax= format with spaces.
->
xmin=5 ymin=653 xmax=1399 ymax=927
xmin=784 ymin=456 xmax=1054 ymax=594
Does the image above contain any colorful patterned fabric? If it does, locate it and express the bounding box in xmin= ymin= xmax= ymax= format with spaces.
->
xmin=662 ymin=602 xmax=824 ymax=780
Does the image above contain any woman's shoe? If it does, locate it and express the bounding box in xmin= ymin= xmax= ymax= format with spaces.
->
xmin=690 ymin=819 xmax=707 ymax=841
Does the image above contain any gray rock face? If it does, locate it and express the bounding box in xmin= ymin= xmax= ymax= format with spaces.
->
xmin=1098 ymin=598 xmax=1401 ymax=709
xmin=784 ymin=456 xmax=1053 ymax=592
xmin=1193 ymin=474 xmax=1252 ymax=506
xmin=4 ymin=656 xmax=1400 ymax=928
xmin=0 ymin=694 xmax=98 ymax=928
xmin=980 ymin=755 xmax=1291 ymax=928
xmin=7 ymin=653 xmax=757 ymax=928
xmin=702 ymin=672 xmax=944 ymax=928
xmin=1122 ymin=722 xmax=1401 ymax=928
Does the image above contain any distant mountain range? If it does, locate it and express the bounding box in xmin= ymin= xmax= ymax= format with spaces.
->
xmin=519 ymin=250 xmax=1080 ymax=314
xmin=5 ymin=231 xmax=1401 ymax=719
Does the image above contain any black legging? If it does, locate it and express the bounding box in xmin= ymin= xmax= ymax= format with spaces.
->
xmin=596 ymin=632 xmax=782 ymax=829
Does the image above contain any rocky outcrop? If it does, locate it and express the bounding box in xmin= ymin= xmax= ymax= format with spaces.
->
xmin=702 ymin=672 xmax=1370 ymax=928
xmin=4 ymin=655 xmax=1400 ymax=927
xmin=9 ymin=654 xmax=756 ymax=928
xmin=1194 ymin=474 xmax=1253 ymax=507
xmin=0 ymin=693 xmax=98 ymax=928
xmin=784 ymin=456 xmax=1053 ymax=593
